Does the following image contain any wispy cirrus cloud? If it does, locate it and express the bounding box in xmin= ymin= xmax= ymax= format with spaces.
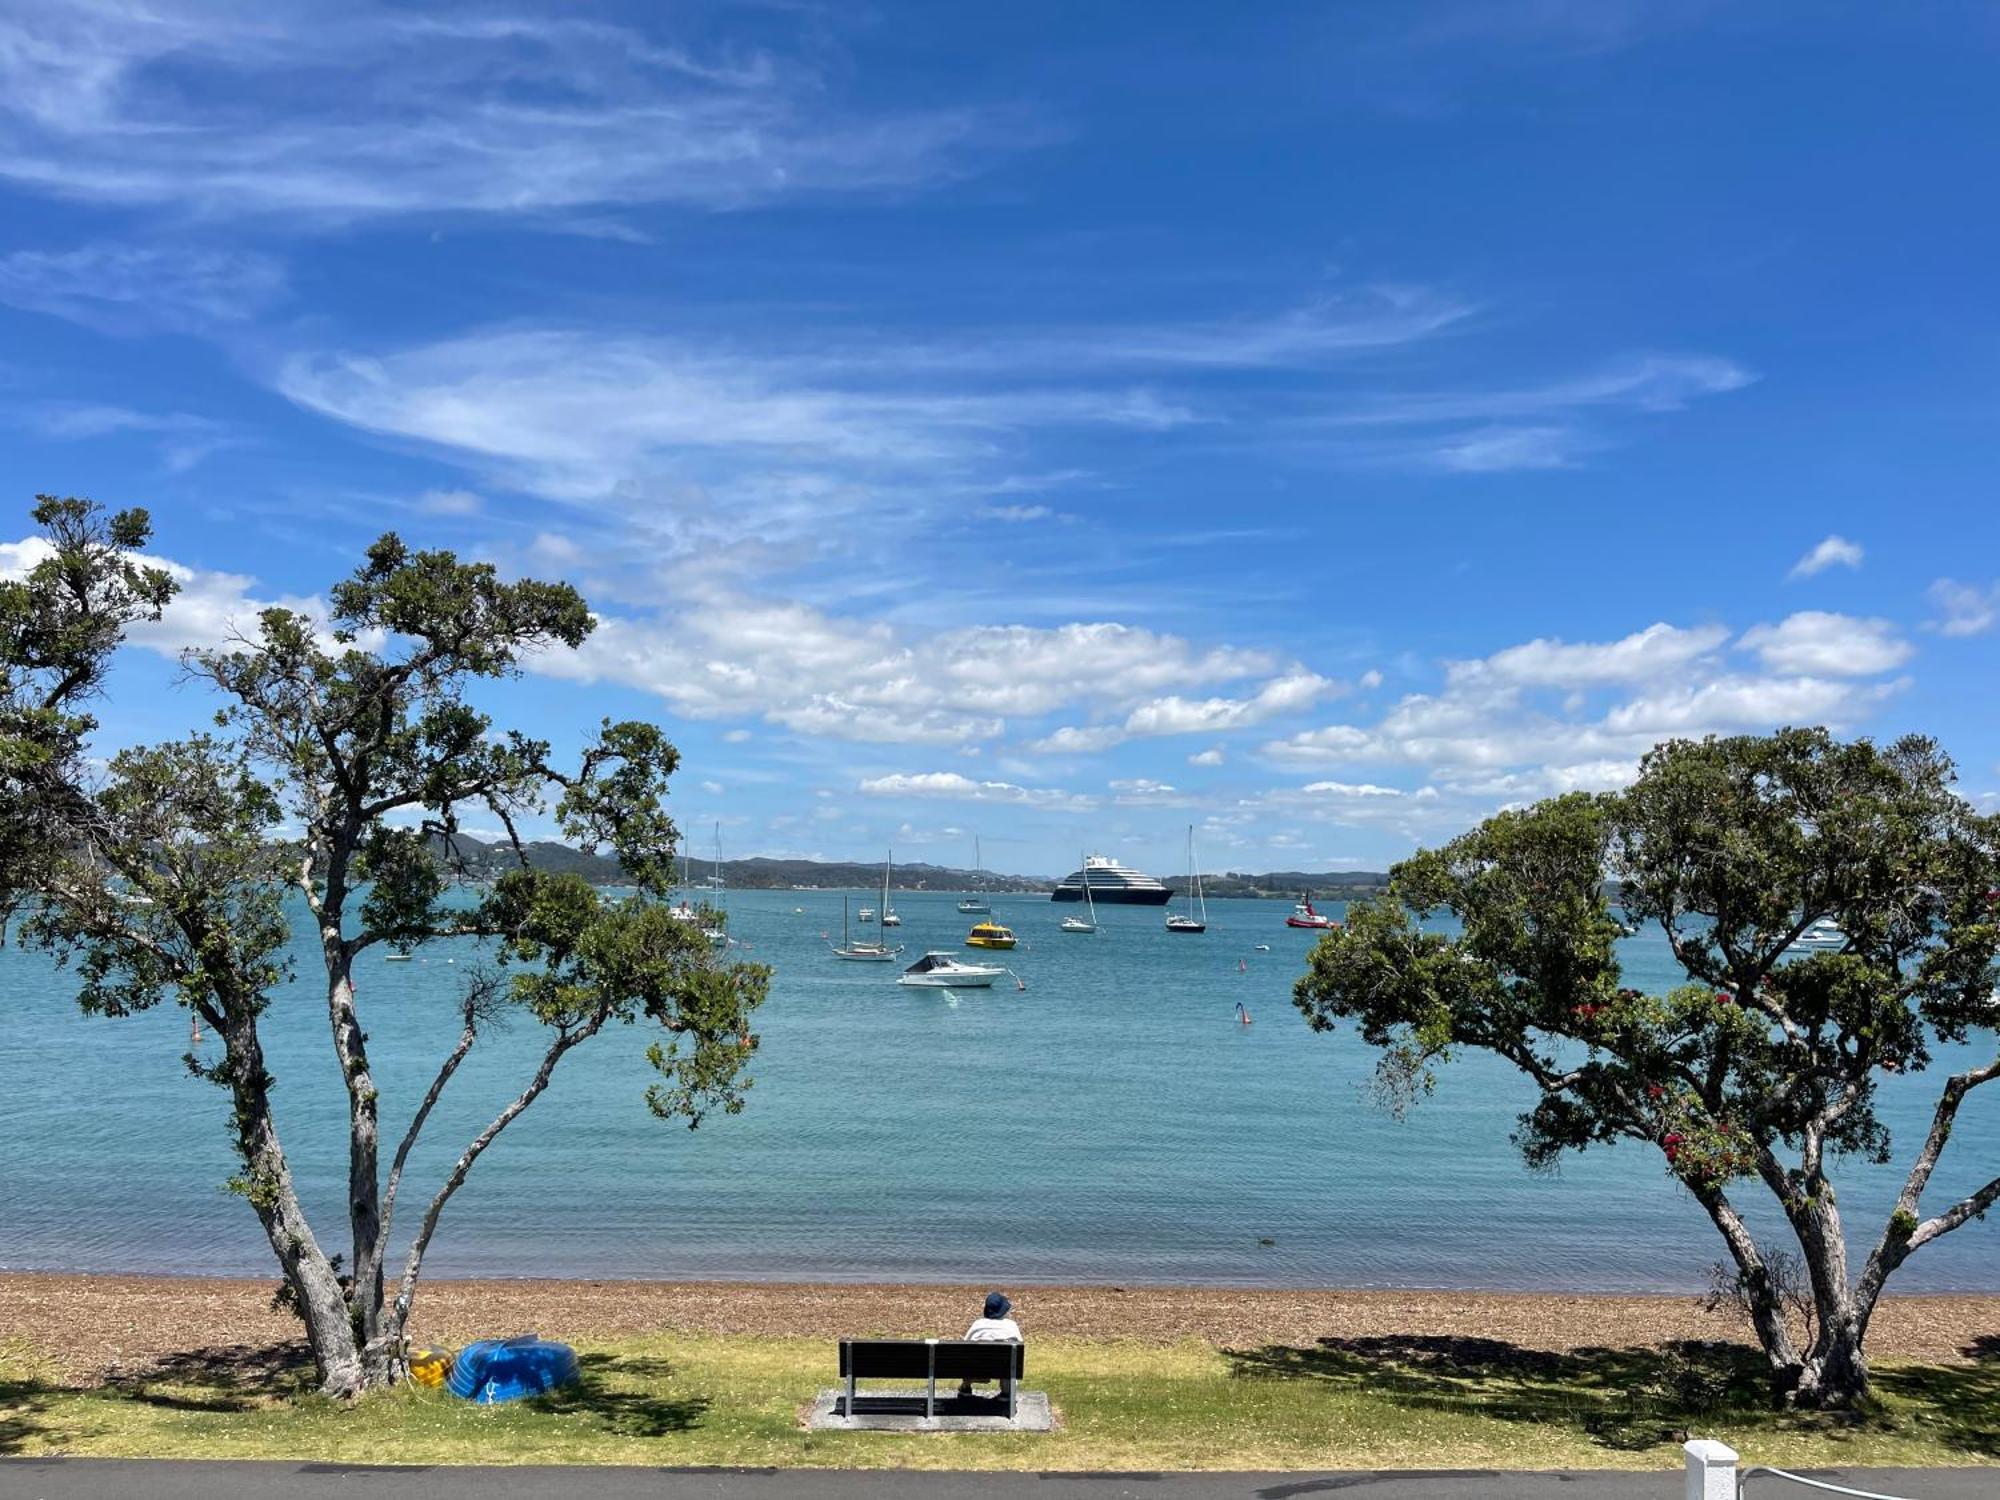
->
xmin=1317 ymin=353 xmax=1753 ymax=472
xmin=1927 ymin=578 xmax=2000 ymax=638
xmin=0 ymin=243 xmax=287 ymax=334
xmin=15 ymin=402 xmax=240 ymax=473
xmin=857 ymin=771 xmax=1094 ymax=809
xmin=0 ymin=3 xmax=1023 ymax=221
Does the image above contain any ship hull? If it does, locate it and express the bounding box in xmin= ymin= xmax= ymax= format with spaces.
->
xmin=1051 ymin=884 xmax=1172 ymax=905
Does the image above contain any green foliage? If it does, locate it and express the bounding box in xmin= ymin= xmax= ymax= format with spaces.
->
xmin=1 ymin=498 xmax=769 ymax=1390
xmin=0 ymin=497 xmax=175 ymax=923
xmin=1296 ymin=729 xmax=2000 ymax=1193
xmin=1295 ymin=728 xmax=2000 ymax=1403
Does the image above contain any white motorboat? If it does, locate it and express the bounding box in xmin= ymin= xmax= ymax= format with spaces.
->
xmin=1166 ymin=824 xmax=1208 ymax=934
xmin=1791 ymin=917 xmax=1848 ymax=950
xmin=898 ymin=951 xmax=1006 ymax=988
xmin=857 ymin=906 xmax=876 ymax=922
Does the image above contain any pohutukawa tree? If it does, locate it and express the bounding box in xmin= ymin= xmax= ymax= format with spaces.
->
xmin=1294 ymin=728 xmax=1999 ymax=1410
xmin=2 ymin=498 xmax=768 ymax=1397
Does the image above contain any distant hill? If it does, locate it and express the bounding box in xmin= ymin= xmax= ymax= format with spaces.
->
xmin=422 ymin=835 xmax=1050 ymax=892
xmin=1179 ymin=869 xmax=1390 ymax=900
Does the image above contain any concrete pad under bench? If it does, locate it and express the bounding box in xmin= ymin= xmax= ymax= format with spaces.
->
xmin=806 ymin=1388 xmax=1054 ymax=1432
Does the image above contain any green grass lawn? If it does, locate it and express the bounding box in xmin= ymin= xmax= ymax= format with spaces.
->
xmin=3 ymin=1332 xmax=1996 ymax=1471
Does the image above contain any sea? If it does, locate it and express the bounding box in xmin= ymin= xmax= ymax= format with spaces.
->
xmin=2 ymin=888 xmax=1995 ymax=1292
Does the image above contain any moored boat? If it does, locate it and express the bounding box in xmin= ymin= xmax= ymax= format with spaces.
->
xmin=898 ymin=951 xmax=1006 ymax=988
xmin=1286 ymin=895 xmax=1337 ymax=930
xmin=1166 ymin=825 xmax=1208 ymax=933
xmin=965 ymin=921 xmax=1017 ymax=950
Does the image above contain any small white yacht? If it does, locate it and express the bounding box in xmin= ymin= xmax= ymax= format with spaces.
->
xmin=898 ymin=951 xmax=1006 ymax=988
xmin=1792 ymin=918 xmax=1848 ymax=949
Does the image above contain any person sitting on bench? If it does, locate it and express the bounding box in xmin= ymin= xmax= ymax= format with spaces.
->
xmin=957 ymin=1291 xmax=1022 ymax=1398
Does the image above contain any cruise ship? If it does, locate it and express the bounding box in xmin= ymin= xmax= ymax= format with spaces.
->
xmin=1050 ymin=854 xmax=1173 ymax=906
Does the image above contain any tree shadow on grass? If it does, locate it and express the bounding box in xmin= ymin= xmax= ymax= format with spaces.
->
xmin=1226 ymin=1335 xmax=1792 ymax=1452
xmin=523 ymin=1352 xmax=710 ymax=1438
xmin=102 ymin=1339 xmax=314 ymax=1415
xmin=0 ymin=1375 xmax=61 ymax=1456
xmin=1872 ymin=1335 xmax=2000 ymax=1459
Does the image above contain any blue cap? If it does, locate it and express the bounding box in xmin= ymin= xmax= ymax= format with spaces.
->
xmin=984 ymin=1291 xmax=1011 ymax=1319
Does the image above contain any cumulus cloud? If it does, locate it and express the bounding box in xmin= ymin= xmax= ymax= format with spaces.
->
xmin=1788 ymin=534 xmax=1863 ymax=579
xmin=0 ymin=536 xmax=324 ymax=655
xmin=1188 ymin=746 xmax=1226 ymax=767
xmin=1737 ymin=612 xmax=1911 ymax=676
xmin=531 ymin=590 xmax=1281 ymax=746
xmin=1262 ymin=613 xmax=1913 ymax=789
xmin=1030 ymin=671 xmax=1338 ymax=752
xmin=1454 ymin=621 xmax=1729 ymax=689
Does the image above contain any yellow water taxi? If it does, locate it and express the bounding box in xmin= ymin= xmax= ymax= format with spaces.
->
xmin=964 ymin=921 xmax=1018 ymax=950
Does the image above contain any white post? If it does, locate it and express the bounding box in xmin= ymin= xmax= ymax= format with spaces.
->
xmin=1684 ymin=1439 xmax=1739 ymax=1500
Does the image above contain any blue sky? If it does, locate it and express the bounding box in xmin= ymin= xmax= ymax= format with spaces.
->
xmin=2 ymin=0 xmax=1996 ymax=879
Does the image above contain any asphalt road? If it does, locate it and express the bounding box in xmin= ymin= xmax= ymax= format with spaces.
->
xmin=3 ymin=1463 xmax=1998 ymax=1500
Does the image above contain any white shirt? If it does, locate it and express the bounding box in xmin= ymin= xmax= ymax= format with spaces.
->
xmin=964 ymin=1315 xmax=1022 ymax=1342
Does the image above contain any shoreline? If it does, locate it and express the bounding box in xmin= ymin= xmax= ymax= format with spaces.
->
xmin=6 ymin=1272 xmax=1995 ymax=1388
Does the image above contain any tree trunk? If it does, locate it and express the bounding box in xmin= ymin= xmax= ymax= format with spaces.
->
xmin=1793 ymin=1312 xmax=1871 ymax=1410
xmin=220 ymin=1013 xmax=363 ymax=1396
xmin=321 ymin=939 xmax=388 ymax=1377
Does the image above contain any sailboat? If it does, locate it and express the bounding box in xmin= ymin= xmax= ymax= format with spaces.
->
xmin=1166 ymin=825 xmax=1207 ymax=933
xmin=1059 ymin=849 xmax=1096 ymax=933
xmin=702 ymin=823 xmax=728 ymax=944
xmin=828 ymin=857 xmax=904 ymax=961
xmin=957 ymin=835 xmax=991 ymax=914
xmin=880 ymin=849 xmax=902 ymax=926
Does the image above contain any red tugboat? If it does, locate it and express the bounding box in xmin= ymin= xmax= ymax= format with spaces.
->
xmin=1285 ymin=894 xmax=1338 ymax=930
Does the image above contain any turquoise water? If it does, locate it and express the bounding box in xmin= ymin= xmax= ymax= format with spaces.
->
xmin=2 ymin=889 xmax=1996 ymax=1291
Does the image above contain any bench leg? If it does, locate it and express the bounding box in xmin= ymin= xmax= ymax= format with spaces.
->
xmin=1006 ymin=1375 xmax=1017 ymax=1420
xmin=926 ymin=1342 xmax=935 ymax=1421
xmin=846 ymin=1370 xmax=856 ymax=1419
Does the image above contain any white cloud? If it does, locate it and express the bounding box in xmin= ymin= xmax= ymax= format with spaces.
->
xmin=277 ymin=330 xmax=1197 ymax=514
xmin=1788 ymin=534 xmax=1863 ymax=579
xmin=856 ymin=772 xmax=1093 ymax=809
xmin=0 ymin=243 xmax=286 ymax=333
xmin=1737 ymin=612 xmax=1911 ymax=677
xmin=0 ymin=4 xmax=1008 ymax=220
xmin=1 ymin=535 xmax=323 ymax=656
xmin=1454 ymin=621 xmax=1729 ymax=689
xmin=1927 ymin=578 xmax=1999 ymax=638
xmin=534 ymin=592 xmax=1277 ymax=746
xmin=1358 ymin=669 xmax=1384 ymax=690
xmin=978 ymin=504 xmax=1056 ymax=523
xmin=1335 ymin=354 xmax=1756 ymax=428
xmin=1188 ymin=746 xmax=1226 ymax=767
xmin=722 ymin=729 xmax=754 ymax=744
xmin=16 ymin=403 xmax=238 ymax=473
xmin=1030 ymin=670 xmax=1338 ymax=752
xmin=417 ymin=488 xmax=483 ymax=516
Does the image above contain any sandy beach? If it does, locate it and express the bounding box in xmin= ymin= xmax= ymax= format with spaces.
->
xmin=5 ymin=1273 xmax=1995 ymax=1388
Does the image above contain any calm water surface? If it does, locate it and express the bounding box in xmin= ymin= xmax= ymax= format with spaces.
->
xmin=3 ymin=889 xmax=1995 ymax=1290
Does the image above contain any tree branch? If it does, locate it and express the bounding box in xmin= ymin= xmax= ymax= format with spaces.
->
xmin=388 ymin=1007 xmax=610 ymax=1328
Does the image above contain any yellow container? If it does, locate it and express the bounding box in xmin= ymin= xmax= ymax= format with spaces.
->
xmin=408 ymin=1346 xmax=453 ymax=1388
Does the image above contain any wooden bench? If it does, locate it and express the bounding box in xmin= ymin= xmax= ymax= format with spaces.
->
xmin=838 ymin=1337 xmax=1024 ymax=1420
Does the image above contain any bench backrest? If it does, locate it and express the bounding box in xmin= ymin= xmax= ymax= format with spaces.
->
xmin=840 ymin=1339 xmax=1024 ymax=1380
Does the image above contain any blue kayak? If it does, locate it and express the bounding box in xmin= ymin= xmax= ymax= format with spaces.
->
xmin=445 ymin=1336 xmax=581 ymax=1403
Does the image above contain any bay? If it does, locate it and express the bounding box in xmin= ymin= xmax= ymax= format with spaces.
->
xmin=2 ymin=888 xmax=1995 ymax=1291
